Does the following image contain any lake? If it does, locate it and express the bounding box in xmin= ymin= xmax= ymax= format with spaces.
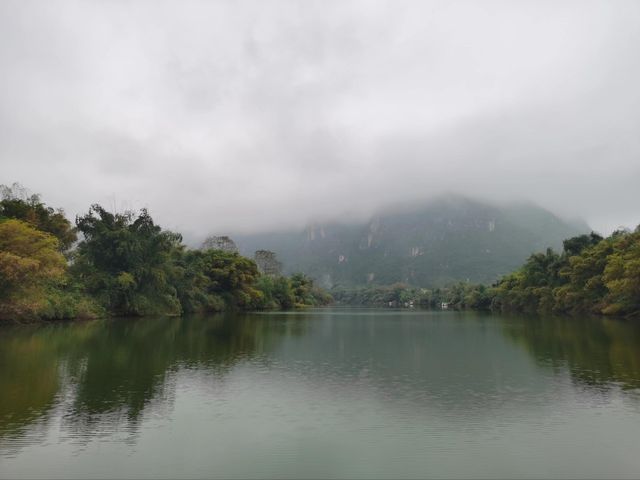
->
xmin=1 ymin=309 xmax=640 ymax=478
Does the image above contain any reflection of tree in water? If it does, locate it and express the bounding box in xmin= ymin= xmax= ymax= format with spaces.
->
xmin=503 ymin=315 xmax=640 ymax=390
xmin=0 ymin=313 xmax=307 ymax=446
xmin=6 ymin=310 xmax=640 ymax=453
xmin=0 ymin=326 xmax=63 ymax=444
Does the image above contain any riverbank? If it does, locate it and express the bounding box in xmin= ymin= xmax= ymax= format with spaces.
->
xmin=1 ymin=185 xmax=331 ymax=323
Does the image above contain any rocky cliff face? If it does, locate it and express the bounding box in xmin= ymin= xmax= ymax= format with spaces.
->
xmin=232 ymin=195 xmax=589 ymax=287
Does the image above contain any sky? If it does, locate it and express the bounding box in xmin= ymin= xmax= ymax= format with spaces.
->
xmin=1 ymin=0 xmax=639 ymax=241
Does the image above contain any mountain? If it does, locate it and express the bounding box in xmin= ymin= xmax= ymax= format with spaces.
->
xmin=231 ymin=195 xmax=589 ymax=288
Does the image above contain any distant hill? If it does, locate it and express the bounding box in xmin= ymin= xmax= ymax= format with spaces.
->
xmin=231 ymin=195 xmax=589 ymax=288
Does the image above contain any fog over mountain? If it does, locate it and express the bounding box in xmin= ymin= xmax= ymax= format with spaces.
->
xmin=1 ymin=1 xmax=639 ymax=239
xmin=233 ymin=195 xmax=590 ymax=287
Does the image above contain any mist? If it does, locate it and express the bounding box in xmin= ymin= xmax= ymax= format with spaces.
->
xmin=1 ymin=0 xmax=639 ymax=240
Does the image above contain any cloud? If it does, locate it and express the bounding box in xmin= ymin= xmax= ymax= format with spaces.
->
xmin=1 ymin=0 xmax=639 ymax=239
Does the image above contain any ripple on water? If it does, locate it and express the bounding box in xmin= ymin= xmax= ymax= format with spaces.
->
xmin=1 ymin=310 xmax=640 ymax=478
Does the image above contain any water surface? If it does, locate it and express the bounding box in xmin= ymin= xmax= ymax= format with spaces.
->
xmin=1 ymin=309 xmax=640 ymax=478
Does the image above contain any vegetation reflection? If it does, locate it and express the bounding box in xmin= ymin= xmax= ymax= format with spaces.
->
xmin=2 ymin=312 xmax=640 ymax=449
xmin=0 ymin=314 xmax=307 ymax=444
xmin=503 ymin=315 xmax=640 ymax=390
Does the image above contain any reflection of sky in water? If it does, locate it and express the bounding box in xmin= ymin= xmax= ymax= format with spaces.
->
xmin=1 ymin=309 xmax=640 ymax=478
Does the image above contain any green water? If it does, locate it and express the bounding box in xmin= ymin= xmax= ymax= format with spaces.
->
xmin=1 ymin=309 xmax=640 ymax=478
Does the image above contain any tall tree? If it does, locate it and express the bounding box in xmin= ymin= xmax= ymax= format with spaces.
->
xmin=0 ymin=183 xmax=76 ymax=251
xmin=73 ymin=205 xmax=182 ymax=316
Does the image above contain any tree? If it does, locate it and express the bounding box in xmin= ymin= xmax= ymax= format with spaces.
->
xmin=171 ymin=248 xmax=224 ymax=313
xmin=73 ymin=205 xmax=182 ymax=316
xmin=254 ymin=275 xmax=294 ymax=310
xmin=602 ymin=230 xmax=640 ymax=316
xmin=200 ymin=235 xmax=239 ymax=253
xmin=0 ymin=219 xmax=66 ymax=319
xmin=562 ymin=232 xmax=603 ymax=257
xmin=488 ymin=227 xmax=640 ymax=317
xmin=198 ymin=249 xmax=262 ymax=309
xmin=290 ymin=273 xmax=313 ymax=305
xmin=254 ymin=250 xmax=282 ymax=276
xmin=289 ymin=273 xmax=332 ymax=306
xmin=0 ymin=183 xmax=77 ymax=251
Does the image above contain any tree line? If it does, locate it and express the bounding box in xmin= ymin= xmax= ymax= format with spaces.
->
xmin=486 ymin=228 xmax=640 ymax=317
xmin=333 ymin=227 xmax=640 ymax=318
xmin=0 ymin=184 xmax=331 ymax=321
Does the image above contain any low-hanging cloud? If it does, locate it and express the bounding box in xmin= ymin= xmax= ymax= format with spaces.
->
xmin=1 ymin=0 xmax=639 ymax=242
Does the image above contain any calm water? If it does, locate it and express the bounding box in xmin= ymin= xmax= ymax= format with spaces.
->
xmin=1 ymin=309 xmax=640 ymax=479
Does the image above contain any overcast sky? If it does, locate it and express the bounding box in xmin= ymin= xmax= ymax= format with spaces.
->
xmin=1 ymin=0 xmax=639 ymax=240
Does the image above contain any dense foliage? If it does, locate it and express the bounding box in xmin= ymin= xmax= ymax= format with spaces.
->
xmin=0 ymin=220 xmax=66 ymax=319
xmin=0 ymin=183 xmax=77 ymax=251
xmin=4 ymin=183 xmax=635 ymax=321
xmin=172 ymin=248 xmax=262 ymax=313
xmin=489 ymin=229 xmax=640 ymax=317
xmin=256 ymin=273 xmax=333 ymax=310
xmin=0 ymin=185 xmax=331 ymax=321
xmin=334 ymin=228 xmax=640 ymax=318
xmin=0 ymin=218 xmax=99 ymax=320
xmin=332 ymin=283 xmax=467 ymax=308
xmin=72 ymin=205 xmax=185 ymax=316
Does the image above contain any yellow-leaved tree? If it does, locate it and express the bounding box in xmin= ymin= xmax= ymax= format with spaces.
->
xmin=0 ymin=219 xmax=66 ymax=320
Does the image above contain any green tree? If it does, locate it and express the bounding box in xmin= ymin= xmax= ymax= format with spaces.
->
xmin=73 ymin=205 xmax=182 ymax=316
xmin=562 ymin=232 xmax=603 ymax=257
xmin=289 ymin=273 xmax=332 ymax=306
xmin=601 ymin=229 xmax=640 ymax=316
xmin=198 ymin=249 xmax=262 ymax=309
xmin=0 ymin=183 xmax=77 ymax=251
xmin=171 ymin=248 xmax=224 ymax=313
xmin=254 ymin=276 xmax=295 ymax=310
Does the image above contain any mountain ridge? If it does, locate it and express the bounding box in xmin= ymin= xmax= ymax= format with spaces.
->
xmin=229 ymin=195 xmax=589 ymax=288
